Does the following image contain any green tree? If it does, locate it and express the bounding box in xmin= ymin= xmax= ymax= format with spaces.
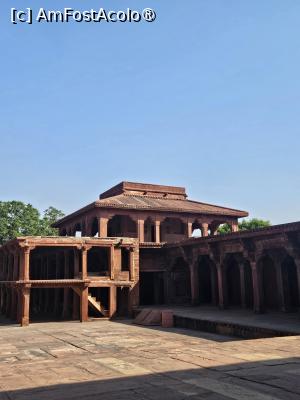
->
xmin=239 ymin=218 xmax=271 ymax=231
xmin=0 ymin=201 xmax=64 ymax=245
xmin=40 ymin=206 xmax=65 ymax=236
xmin=218 ymin=218 xmax=271 ymax=235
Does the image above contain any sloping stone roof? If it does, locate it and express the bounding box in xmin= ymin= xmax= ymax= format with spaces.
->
xmin=53 ymin=183 xmax=248 ymax=227
xmin=93 ymin=193 xmax=248 ymax=217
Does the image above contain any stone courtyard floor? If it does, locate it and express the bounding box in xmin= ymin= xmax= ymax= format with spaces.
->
xmin=0 ymin=319 xmax=300 ymax=399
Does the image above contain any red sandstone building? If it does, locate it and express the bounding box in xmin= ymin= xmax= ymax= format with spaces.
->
xmin=0 ymin=182 xmax=299 ymax=326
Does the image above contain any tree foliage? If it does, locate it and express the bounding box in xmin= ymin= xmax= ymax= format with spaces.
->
xmin=218 ymin=218 xmax=271 ymax=235
xmin=0 ymin=201 xmax=64 ymax=245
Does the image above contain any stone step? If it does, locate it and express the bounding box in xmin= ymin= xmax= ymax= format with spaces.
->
xmin=88 ymin=295 xmax=109 ymax=317
xmin=134 ymin=309 xmax=161 ymax=326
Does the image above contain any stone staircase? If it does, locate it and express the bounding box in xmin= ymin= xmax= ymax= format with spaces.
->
xmin=88 ymin=295 xmax=109 ymax=317
xmin=72 ymin=287 xmax=108 ymax=317
xmin=134 ymin=309 xmax=162 ymax=326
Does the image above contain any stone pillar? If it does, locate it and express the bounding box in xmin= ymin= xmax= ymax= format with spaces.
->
xmin=19 ymin=286 xmax=30 ymax=327
xmin=54 ymin=254 xmax=60 ymax=315
xmin=129 ymin=250 xmax=135 ymax=281
xmin=128 ymin=284 xmax=139 ymax=316
xmin=250 ymin=261 xmax=263 ymax=313
xmin=20 ymin=247 xmax=30 ymax=281
xmin=217 ymin=264 xmax=227 ymax=309
xmin=13 ymin=252 xmax=19 ymax=281
xmin=10 ymin=288 xmax=17 ymax=321
xmin=109 ymin=286 xmax=117 ymax=318
xmin=137 ymin=219 xmax=145 ymax=243
xmin=110 ymin=246 xmax=115 ymax=280
xmin=190 ymin=263 xmax=199 ymax=305
xmin=230 ymin=222 xmax=239 ymax=232
xmin=62 ymin=251 xmax=70 ymax=318
xmin=98 ymin=217 xmax=108 ymax=238
xmin=81 ymin=247 xmax=88 ymax=280
xmin=275 ymin=259 xmax=286 ymax=312
xmin=5 ymin=288 xmax=11 ymax=318
xmin=187 ymin=221 xmax=193 ymax=238
xmin=74 ymin=249 xmax=79 ymax=278
xmin=201 ymin=223 xmax=209 ymax=237
xmin=80 ymin=286 xmax=89 ymax=322
xmin=44 ymin=256 xmax=50 ymax=313
xmin=239 ymin=263 xmax=246 ymax=308
xmin=72 ymin=291 xmax=80 ymax=320
xmin=211 ymin=267 xmax=218 ymax=306
xmin=294 ymin=258 xmax=300 ymax=306
xmin=155 ymin=220 xmax=161 ymax=243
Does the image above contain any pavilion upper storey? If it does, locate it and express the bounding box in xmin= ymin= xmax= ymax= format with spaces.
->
xmin=53 ymin=181 xmax=248 ymax=243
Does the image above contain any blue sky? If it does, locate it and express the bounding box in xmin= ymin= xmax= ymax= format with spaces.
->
xmin=0 ymin=1 xmax=300 ymax=224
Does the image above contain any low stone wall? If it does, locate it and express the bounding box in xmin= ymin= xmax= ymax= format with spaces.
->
xmin=174 ymin=315 xmax=297 ymax=339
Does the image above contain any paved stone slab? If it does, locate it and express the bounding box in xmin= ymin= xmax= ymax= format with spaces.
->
xmin=0 ymin=319 xmax=300 ymax=399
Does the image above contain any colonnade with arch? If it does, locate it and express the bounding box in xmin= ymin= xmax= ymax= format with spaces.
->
xmin=165 ymin=251 xmax=300 ymax=313
xmin=59 ymin=213 xmax=238 ymax=244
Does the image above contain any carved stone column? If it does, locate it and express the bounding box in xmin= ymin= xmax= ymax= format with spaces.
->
xmin=54 ymin=254 xmax=60 ymax=315
xmin=211 ymin=266 xmax=218 ymax=306
xmin=155 ymin=220 xmax=161 ymax=243
xmin=239 ymin=263 xmax=246 ymax=308
xmin=294 ymin=258 xmax=300 ymax=306
xmin=81 ymin=247 xmax=88 ymax=280
xmin=20 ymin=246 xmax=31 ymax=281
xmin=137 ymin=219 xmax=145 ymax=243
xmin=62 ymin=251 xmax=70 ymax=318
xmin=216 ymin=264 xmax=227 ymax=309
xmin=109 ymin=286 xmax=117 ymax=318
xmin=19 ymin=285 xmax=31 ymax=327
xmin=250 ymin=261 xmax=263 ymax=313
xmin=80 ymin=286 xmax=89 ymax=322
xmin=201 ymin=223 xmax=209 ymax=237
xmin=110 ymin=246 xmax=115 ymax=280
xmin=129 ymin=250 xmax=135 ymax=281
xmin=72 ymin=290 xmax=80 ymax=320
xmin=190 ymin=262 xmax=199 ymax=305
xmin=98 ymin=217 xmax=108 ymax=238
xmin=230 ymin=221 xmax=239 ymax=232
xmin=128 ymin=284 xmax=139 ymax=316
xmin=274 ymin=258 xmax=287 ymax=312
xmin=187 ymin=221 xmax=193 ymax=238
xmin=74 ymin=249 xmax=79 ymax=279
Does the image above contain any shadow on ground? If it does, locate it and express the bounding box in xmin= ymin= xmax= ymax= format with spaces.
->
xmin=1 ymin=357 xmax=300 ymax=400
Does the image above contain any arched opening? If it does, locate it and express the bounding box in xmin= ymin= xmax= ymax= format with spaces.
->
xmin=198 ymin=256 xmax=218 ymax=304
xmin=161 ymin=218 xmax=185 ymax=242
xmin=282 ymin=256 xmax=299 ymax=311
xmin=260 ymin=255 xmax=279 ymax=310
xmin=225 ymin=256 xmax=241 ymax=306
xmin=144 ymin=217 xmax=155 ymax=242
xmin=192 ymin=221 xmax=202 ymax=238
xmin=244 ymin=261 xmax=254 ymax=309
xmin=170 ymin=257 xmax=191 ymax=304
xmin=107 ymin=215 xmax=137 ymax=238
xmin=91 ymin=218 xmax=99 ymax=237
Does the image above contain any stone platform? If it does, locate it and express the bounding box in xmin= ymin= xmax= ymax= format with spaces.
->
xmin=137 ymin=306 xmax=300 ymax=338
xmin=0 ymin=318 xmax=300 ymax=399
